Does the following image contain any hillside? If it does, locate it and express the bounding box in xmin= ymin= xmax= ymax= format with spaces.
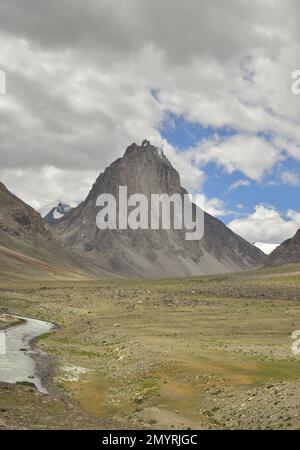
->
xmin=264 ymin=229 xmax=300 ymax=267
xmin=0 ymin=182 xmax=87 ymax=280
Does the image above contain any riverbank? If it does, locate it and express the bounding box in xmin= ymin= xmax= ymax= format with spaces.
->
xmin=0 ymin=315 xmax=24 ymax=330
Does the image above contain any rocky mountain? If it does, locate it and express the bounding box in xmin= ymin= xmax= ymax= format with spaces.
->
xmin=0 ymin=182 xmax=87 ymax=280
xmin=264 ymin=229 xmax=300 ymax=267
xmin=53 ymin=140 xmax=264 ymax=277
xmin=44 ymin=202 xmax=74 ymax=224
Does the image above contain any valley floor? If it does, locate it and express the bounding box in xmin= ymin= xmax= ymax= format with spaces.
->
xmin=0 ymin=265 xmax=300 ymax=430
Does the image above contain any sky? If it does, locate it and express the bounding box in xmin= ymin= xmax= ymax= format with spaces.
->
xmin=0 ymin=0 xmax=300 ymax=247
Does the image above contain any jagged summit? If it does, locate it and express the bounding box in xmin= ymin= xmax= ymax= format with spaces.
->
xmin=128 ymin=139 xmax=161 ymax=151
xmin=123 ymin=140 xmax=168 ymax=165
xmin=52 ymin=141 xmax=263 ymax=278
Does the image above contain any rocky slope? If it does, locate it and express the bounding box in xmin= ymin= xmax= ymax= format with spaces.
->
xmin=53 ymin=140 xmax=264 ymax=277
xmin=264 ymin=229 xmax=300 ymax=267
xmin=0 ymin=182 xmax=87 ymax=279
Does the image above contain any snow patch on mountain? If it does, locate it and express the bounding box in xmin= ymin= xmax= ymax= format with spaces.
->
xmin=43 ymin=201 xmax=77 ymax=223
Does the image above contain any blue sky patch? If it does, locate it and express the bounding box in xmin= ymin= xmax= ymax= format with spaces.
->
xmin=159 ymin=113 xmax=299 ymax=225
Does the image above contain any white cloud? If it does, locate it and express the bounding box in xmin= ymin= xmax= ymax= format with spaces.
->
xmin=0 ymin=32 xmax=207 ymax=207
xmin=202 ymin=196 xmax=244 ymax=217
xmin=193 ymin=135 xmax=283 ymax=181
xmin=0 ymin=1 xmax=300 ymax=208
xmin=287 ymin=209 xmax=300 ymax=223
xmin=0 ymin=166 xmax=98 ymax=211
xmin=280 ymin=170 xmax=300 ymax=187
xmin=162 ymin=142 xmax=205 ymax=191
xmin=254 ymin=242 xmax=279 ymax=255
xmin=228 ymin=204 xmax=300 ymax=244
xmin=203 ymin=197 xmax=227 ymax=216
xmin=228 ymin=179 xmax=251 ymax=192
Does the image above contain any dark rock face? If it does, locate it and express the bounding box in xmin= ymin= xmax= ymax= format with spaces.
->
xmin=53 ymin=141 xmax=264 ymax=277
xmin=264 ymin=229 xmax=300 ymax=267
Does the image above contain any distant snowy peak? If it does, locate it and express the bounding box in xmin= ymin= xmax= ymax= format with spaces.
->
xmin=43 ymin=202 xmax=76 ymax=223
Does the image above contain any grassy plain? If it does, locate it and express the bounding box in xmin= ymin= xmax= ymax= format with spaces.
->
xmin=0 ymin=264 xmax=300 ymax=429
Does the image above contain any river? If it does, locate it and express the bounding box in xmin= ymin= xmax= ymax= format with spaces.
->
xmin=0 ymin=316 xmax=54 ymax=393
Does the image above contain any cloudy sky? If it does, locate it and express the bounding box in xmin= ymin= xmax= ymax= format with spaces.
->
xmin=0 ymin=0 xmax=300 ymax=247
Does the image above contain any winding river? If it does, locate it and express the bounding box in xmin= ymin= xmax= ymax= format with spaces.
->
xmin=0 ymin=316 xmax=54 ymax=393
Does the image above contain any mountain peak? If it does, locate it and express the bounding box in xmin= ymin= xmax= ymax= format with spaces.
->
xmin=52 ymin=140 xmax=263 ymax=277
